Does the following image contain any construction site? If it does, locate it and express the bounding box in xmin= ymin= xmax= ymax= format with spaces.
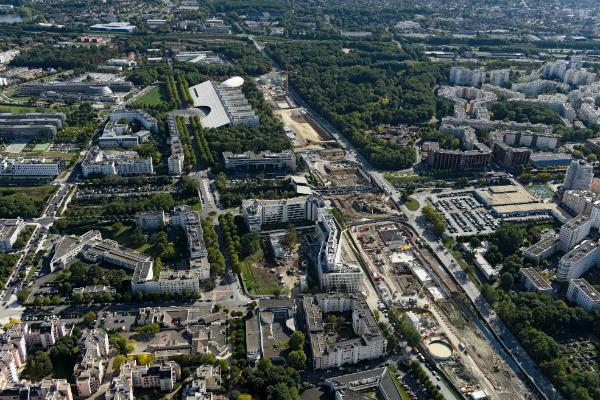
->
xmin=346 ymin=219 xmax=532 ymax=400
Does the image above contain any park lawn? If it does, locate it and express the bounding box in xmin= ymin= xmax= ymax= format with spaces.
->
xmin=192 ymin=202 xmax=203 ymax=212
xmin=0 ymin=103 xmax=36 ymax=113
xmin=104 ymin=223 xmax=160 ymax=256
xmin=404 ymin=197 xmax=420 ymax=211
xmin=0 ymin=185 xmax=56 ymax=201
xmin=134 ymin=85 xmax=168 ymax=106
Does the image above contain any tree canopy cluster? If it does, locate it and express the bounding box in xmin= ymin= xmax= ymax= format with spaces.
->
xmin=201 ymin=217 xmax=226 ymax=277
xmin=490 ymin=101 xmax=563 ymax=126
xmin=267 ymin=41 xmax=449 ymax=169
xmin=422 ymin=204 xmax=446 ymax=236
xmin=215 ymin=173 xmax=297 ymax=208
xmin=11 ymin=44 xmax=119 ymax=71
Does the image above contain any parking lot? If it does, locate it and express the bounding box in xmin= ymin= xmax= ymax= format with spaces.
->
xmin=429 ymin=192 xmax=499 ymax=237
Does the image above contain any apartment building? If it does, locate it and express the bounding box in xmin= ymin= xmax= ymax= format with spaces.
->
xmin=312 ymin=209 xmax=363 ymax=293
xmin=519 ymin=267 xmax=553 ymax=295
xmin=222 ymin=150 xmax=297 ymax=171
xmin=556 ymin=240 xmax=600 ymax=282
xmin=242 ymin=196 xmax=319 ymax=231
xmin=115 ymin=157 xmax=154 ymax=176
xmin=566 ymin=278 xmax=600 ymax=312
xmin=135 ymin=211 xmax=166 ymax=232
xmin=75 ymin=329 xmax=109 ymax=397
xmin=425 ymin=142 xmax=492 ymax=170
xmin=28 ymin=318 xmax=66 ymax=349
xmin=562 ymin=190 xmax=598 ymax=215
xmin=182 ymin=365 xmax=221 ymax=400
xmin=0 ymin=218 xmax=25 ymax=253
xmin=7 ymin=157 xmax=63 ymax=177
xmin=302 ymin=294 xmax=386 ymax=370
xmin=449 ymin=66 xmax=485 ymax=87
xmin=563 ymin=160 xmax=594 ymax=191
xmin=558 ymin=214 xmax=592 ymax=252
xmin=0 ymin=379 xmax=73 ymax=400
xmin=171 ymin=205 xmax=208 ymax=260
xmin=105 ymin=374 xmax=133 ymax=400
xmin=167 ymin=114 xmax=184 ymax=175
xmin=491 ymin=142 xmax=530 ymax=168
xmin=129 ymin=361 xmax=180 ymax=391
xmin=523 ymin=233 xmax=559 ymax=263
xmin=133 ymin=270 xmax=202 ymax=296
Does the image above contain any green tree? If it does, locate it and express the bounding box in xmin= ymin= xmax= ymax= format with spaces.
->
xmin=22 ymin=351 xmax=52 ymax=380
xmin=286 ymin=224 xmax=298 ymax=249
xmin=288 ymin=332 xmax=305 ymax=351
xmin=83 ymin=311 xmax=97 ymax=328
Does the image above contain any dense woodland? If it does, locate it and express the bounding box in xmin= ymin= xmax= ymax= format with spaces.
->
xmin=10 ymin=44 xmax=119 ymax=71
xmin=490 ymin=101 xmax=564 ymax=126
xmin=267 ymin=41 xmax=449 ymax=169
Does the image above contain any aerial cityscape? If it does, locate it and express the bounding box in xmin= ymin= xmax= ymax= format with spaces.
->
xmin=1 ymin=0 xmax=600 ymax=399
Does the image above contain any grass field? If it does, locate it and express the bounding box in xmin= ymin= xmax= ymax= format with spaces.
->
xmin=134 ymin=85 xmax=168 ymax=106
xmin=0 ymin=185 xmax=56 ymax=201
xmin=103 ymin=223 xmax=160 ymax=256
xmin=240 ymin=252 xmax=281 ymax=295
xmin=32 ymin=143 xmax=51 ymax=152
xmin=0 ymin=103 xmax=36 ymax=113
xmin=404 ymin=197 xmax=420 ymax=211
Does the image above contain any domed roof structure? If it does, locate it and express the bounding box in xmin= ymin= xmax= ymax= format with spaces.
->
xmin=221 ymin=76 xmax=244 ymax=88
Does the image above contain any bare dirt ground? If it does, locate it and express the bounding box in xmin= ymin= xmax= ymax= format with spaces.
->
xmin=437 ymin=296 xmax=530 ymax=399
xmin=275 ymin=109 xmax=327 ymax=144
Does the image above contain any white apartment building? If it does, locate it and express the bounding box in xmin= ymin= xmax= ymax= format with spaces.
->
xmin=167 ymin=114 xmax=185 ymax=175
xmin=134 ymin=270 xmax=201 ymax=296
xmin=129 ymin=361 xmax=180 ymax=391
xmin=313 ymin=209 xmax=363 ymax=293
xmin=81 ymin=161 xmax=117 ymax=177
xmin=563 ymin=160 xmax=594 ymax=191
xmin=559 ymin=214 xmax=592 ymax=252
xmin=242 ymin=197 xmax=319 ymax=231
xmin=557 ymin=240 xmax=600 ymax=282
xmin=105 ymin=374 xmax=134 ymax=400
xmin=489 ymin=69 xmax=510 ymax=87
xmin=109 ymin=110 xmax=158 ymax=133
xmin=115 ymin=157 xmax=154 ymax=176
xmin=578 ymin=102 xmax=600 ymax=125
xmin=562 ymin=190 xmax=599 ymax=215
xmin=564 ymin=69 xmax=596 ymax=87
xmin=566 ymin=278 xmax=600 ymax=312
xmin=0 ymin=218 xmax=25 ymax=253
xmin=8 ymin=157 xmax=63 ymax=176
xmin=168 ymin=152 xmax=184 ymax=175
xmin=449 ymin=66 xmax=485 ymax=87
xmin=172 ymin=205 xmax=209 ymax=261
